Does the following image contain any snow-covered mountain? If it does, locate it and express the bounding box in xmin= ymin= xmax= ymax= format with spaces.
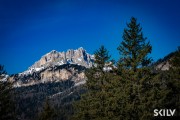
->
xmin=9 ymin=47 xmax=94 ymax=87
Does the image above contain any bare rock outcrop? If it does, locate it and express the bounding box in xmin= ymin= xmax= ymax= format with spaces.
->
xmin=10 ymin=47 xmax=94 ymax=87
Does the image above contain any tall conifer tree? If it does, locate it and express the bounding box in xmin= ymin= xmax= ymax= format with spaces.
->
xmin=116 ymin=17 xmax=155 ymax=119
xmin=73 ymin=45 xmax=117 ymax=119
xmin=117 ymin=17 xmax=152 ymax=73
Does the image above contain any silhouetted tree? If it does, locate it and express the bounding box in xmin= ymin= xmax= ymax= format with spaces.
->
xmin=0 ymin=65 xmax=16 ymax=120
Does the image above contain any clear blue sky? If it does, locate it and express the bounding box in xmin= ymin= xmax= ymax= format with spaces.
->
xmin=0 ymin=0 xmax=180 ymax=74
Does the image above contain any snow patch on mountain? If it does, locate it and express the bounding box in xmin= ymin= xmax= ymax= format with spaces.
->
xmin=0 ymin=74 xmax=9 ymax=82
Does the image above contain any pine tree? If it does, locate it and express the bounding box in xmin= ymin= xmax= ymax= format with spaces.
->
xmin=0 ymin=65 xmax=16 ymax=120
xmin=73 ymin=45 xmax=118 ymax=119
xmin=85 ymin=45 xmax=112 ymax=93
xmin=116 ymin=17 xmax=156 ymax=119
xmin=117 ymin=17 xmax=152 ymax=74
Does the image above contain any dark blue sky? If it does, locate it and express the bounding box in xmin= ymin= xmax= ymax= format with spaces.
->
xmin=0 ymin=0 xmax=180 ymax=74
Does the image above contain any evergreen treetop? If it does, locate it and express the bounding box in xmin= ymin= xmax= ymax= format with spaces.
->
xmin=117 ymin=17 xmax=152 ymax=72
xmin=94 ymin=45 xmax=111 ymax=72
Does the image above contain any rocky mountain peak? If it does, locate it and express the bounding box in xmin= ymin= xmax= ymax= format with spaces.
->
xmin=21 ymin=47 xmax=94 ymax=75
xmin=50 ymin=50 xmax=58 ymax=54
xmin=8 ymin=47 xmax=94 ymax=87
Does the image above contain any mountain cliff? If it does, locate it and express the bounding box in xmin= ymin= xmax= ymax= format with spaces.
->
xmin=153 ymin=51 xmax=177 ymax=71
xmin=28 ymin=47 xmax=93 ymax=71
xmin=9 ymin=47 xmax=94 ymax=87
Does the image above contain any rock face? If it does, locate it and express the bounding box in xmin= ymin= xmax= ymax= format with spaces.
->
xmin=154 ymin=51 xmax=176 ymax=71
xmin=10 ymin=47 xmax=94 ymax=87
xmin=11 ymin=64 xmax=87 ymax=87
xmin=155 ymin=61 xmax=171 ymax=70
xmin=30 ymin=47 xmax=93 ymax=71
